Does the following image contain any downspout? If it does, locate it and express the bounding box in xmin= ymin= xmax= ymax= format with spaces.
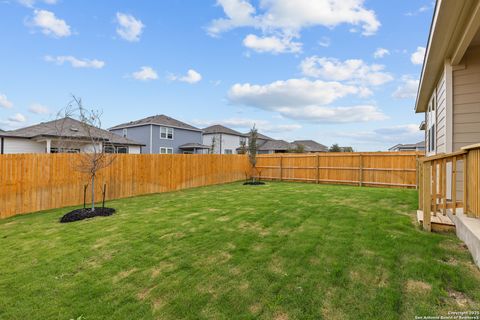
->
xmin=219 ymin=133 xmax=223 ymax=154
xmin=150 ymin=125 xmax=153 ymax=154
xmin=1 ymin=137 xmax=4 ymax=154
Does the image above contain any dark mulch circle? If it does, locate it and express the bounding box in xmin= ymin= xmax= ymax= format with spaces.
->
xmin=243 ymin=181 xmax=266 ymax=185
xmin=60 ymin=207 xmax=115 ymax=223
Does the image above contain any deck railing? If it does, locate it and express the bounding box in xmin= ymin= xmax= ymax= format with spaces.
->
xmin=419 ymin=144 xmax=480 ymax=231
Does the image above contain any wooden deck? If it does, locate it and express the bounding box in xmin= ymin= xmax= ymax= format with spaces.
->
xmin=417 ymin=210 xmax=455 ymax=232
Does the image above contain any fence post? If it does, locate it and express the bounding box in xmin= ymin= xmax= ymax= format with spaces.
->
xmin=359 ymin=153 xmax=363 ymax=187
xmin=279 ymin=155 xmax=283 ymax=181
xmin=423 ymin=161 xmax=432 ymax=232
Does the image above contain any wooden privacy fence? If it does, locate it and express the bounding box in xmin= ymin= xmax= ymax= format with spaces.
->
xmin=254 ymin=152 xmax=423 ymax=188
xmin=0 ymin=154 xmax=250 ymax=219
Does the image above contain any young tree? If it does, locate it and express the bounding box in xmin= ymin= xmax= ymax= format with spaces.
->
xmin=248 ymin=125 xmax=258 ymax=182
xmin=238 ymin=139 xmax=247 ymax=154
xmin=290 ymin=144 xmax=305 ymax=153
xmin=209 ymin=136 xmax=217 ymax=154
xmin=329 ymin=143 xmax=342 ymax=152
xmin=55 ymin=96 xmax=117 ymax=211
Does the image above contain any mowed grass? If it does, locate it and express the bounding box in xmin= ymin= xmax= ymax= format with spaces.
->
xmin=0 ymin=182 xmax=479 ymax=320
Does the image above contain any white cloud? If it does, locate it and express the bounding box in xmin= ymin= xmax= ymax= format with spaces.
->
xmin=300 ymin=56 xmax=393 ymax=86
xmin=318 ymin=36 xmax=331 ymax=47
xmin=275 ymin=105 xmax=387 ymax=123
xmin=229 ymin=79 xmax=360 ymax=107
xmin=131 ymin=66 xmax=158 ymax=81
xmin=373 ymin=48 xmax=390 ymax=59
xmin=28 ymin=103 xmax=50 ymax=114
xmin=44 ymin=55 xmax=105 ymax=69
xmin=8 ymin=113 xmax=26 ymax=123
xmin=168 ymin=69 xmax=202 ymax=84
xmin=243 ymin=34 xmax=302 ymax=54
xmin=393 ymin=76 xmax=419 ymax=99
xmin=338 ymin=124 xmax=422 ymax=143
xmin=227 ymin=79 xmax=387 ymax=123
xmin=406 ymin=3 xmax=434 ymax=16
xmin=30 ymin=9 xmax=71 ymax=38
xmin=411 ymin=46 xmax=426 ymax=65
xmin=116 ymin=12 xmax=144 ymax=42
xmin=208 ymin=0 xmax=380 ymax=37
xmin=18 ymin=0 xmax=58 ymax=7
xmin=191 ymin=117 xmax=302 ymax=133
xmin=0 ymin=94 xmax=13 ymax=109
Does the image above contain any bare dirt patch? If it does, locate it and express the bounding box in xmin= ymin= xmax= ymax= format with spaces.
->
xmin=405 ymin=280 xmax=432 ymax=293
xmin=113 ymin=268 xmax=138 ymax=283
xmin=448 ymin=289 xmax=472 ymax=308
xmin=274 ymin=312 xmax=289 ymax=320
xmin=249 ymin=303 xmax=262 ymax=314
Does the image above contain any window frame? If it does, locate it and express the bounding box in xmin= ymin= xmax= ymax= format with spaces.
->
xmin=160 ymin=147 xmax=173 ymax=154
xmin=224 ymin=149 xmax=233 ymax=154
xmin=160 ymin=127 xmax=174 ymax=140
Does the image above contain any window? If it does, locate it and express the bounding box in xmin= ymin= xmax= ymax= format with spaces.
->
xmin=224 ymin=149 xmax=233 ymax=154
xmin=160 ymin=127 xmax=174 ymax=140
xmin=116 ymin=147 xmax=128 ymax=154
xmin=122 ymin=128 xmax=128 ymax=137
xmin=50 ymin=148 xmax=80 ymax=153
xmin=160 ymin=147 xmax=173 ymax=154
xmin=104 ymin=145 xmax=129 ymax=154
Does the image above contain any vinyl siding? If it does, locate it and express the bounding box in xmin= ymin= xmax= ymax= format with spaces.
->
xmin=3 ymin=138 xmax=46 ymax=154
xmin=450 ymin=46 xmax=480 ymax=200
xmin=453 ymin=45 xmax=480 ymax=150
xmin=425 ymin=69 xmax=447 ymax=157
xmin=202 ymin=133 xmax=244 ymax=154
xmin=436 ymin=71 xmax=447 ymax=154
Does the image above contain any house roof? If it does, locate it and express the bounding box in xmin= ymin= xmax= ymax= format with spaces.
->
xmin=178 ymin=143 xmax=211 ymax=149
xmin=292 ymin=140 xmax=328 ymax=152
xmin=109 ymin=114 xmax=202 ymax=132
xmin=203 ymin=125 xmax=246 ymax=136
xmin=389 ymin=141 xmax=425 ymax=151
xmin=0 ymin=117 xmax=144 ymax=146
xmin=243 ymin=131 xmax=273 ymax=141
xmin=415 ymin=1 xmax=480 ymax=113
xmin=257 ymin=139 xmax=294 ymax=151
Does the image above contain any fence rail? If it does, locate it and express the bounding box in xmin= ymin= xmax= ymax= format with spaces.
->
xmin=0 ymin=154 xmax=250 ymax=219
xmin=418 ymin=144 xmax=480 ymax=231
xmin=255 ymin=152 xmax=423 ymax=188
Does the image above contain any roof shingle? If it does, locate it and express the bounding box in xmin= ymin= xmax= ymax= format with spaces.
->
xmin=109 ymin=114 xmax=201 ymax=131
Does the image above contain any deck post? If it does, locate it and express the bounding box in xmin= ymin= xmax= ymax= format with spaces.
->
xmin=452 ymin=156 xmax=457 ymax=214
xmin=423 ymin=161 xmax=432 ymax=232
xmin=442 ymin=159 xmax=447 ymax=215
xmin=418 ymin=159 xmax=424 ymax=211
xmin=432 ymin=160 xmax=437 ymax=216
xmin=463 ymin=154 xmax=468 ymax=216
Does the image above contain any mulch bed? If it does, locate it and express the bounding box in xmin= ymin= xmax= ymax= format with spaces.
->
xmin=60 ymin=207 xmax=115 ymax=223
xmin=243 ymin=181 xmax=266 ymax=185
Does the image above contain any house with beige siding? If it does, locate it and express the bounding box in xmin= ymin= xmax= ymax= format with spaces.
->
xmin=416 ymin=0 xmax=480 ymax=266
xmin=416 ymin=0 xmax=480 ymax=199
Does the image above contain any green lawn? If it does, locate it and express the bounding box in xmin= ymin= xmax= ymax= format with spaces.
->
xmin=0 ymin=182 xmax=479 ymax=320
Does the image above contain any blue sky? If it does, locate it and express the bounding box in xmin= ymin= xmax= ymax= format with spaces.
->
xmin=0 ymin=0 xmax=433 ymax=150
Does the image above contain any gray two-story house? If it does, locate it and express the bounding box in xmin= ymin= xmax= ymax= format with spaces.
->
xmin=109 ymin=115 xmax=209 ymax=154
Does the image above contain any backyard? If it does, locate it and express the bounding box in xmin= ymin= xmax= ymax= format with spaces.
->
xmin=0 ymin=182 xmax=479 ymax=320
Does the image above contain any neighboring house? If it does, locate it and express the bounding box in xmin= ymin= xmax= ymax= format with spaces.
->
xmin=109 ymin=114 xmax=209 ymax=154
xmin=257 ymin=139 xmax=295 ymax=154
xmin=388 ymin=141 xmax=425 ymax=152
xmin=0 ymin=117 xmax=143 ymax=154
xmin=292 ymin=140 xmax=328 ymax=153
xmin=202 ymin=125 xmax=247 ymax=154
